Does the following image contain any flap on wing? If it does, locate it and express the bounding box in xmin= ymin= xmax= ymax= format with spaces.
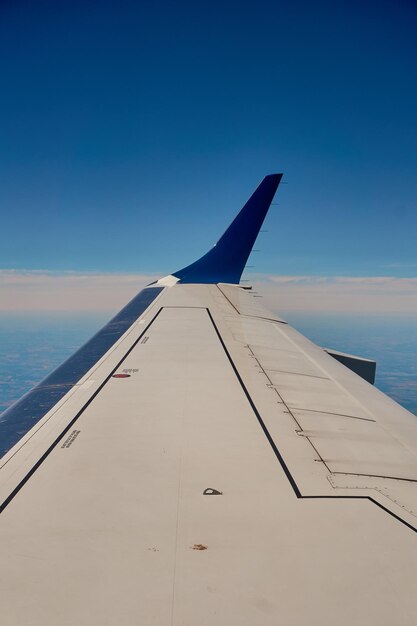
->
xmin=324 ymin=348 xmax=376 ymax=384
xmin=294 ymin=408 xmax=417 ymax=481
xmin=227 ymin=311 xmax=417 ymax=483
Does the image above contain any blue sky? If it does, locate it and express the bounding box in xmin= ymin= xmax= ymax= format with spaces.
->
xmin=1 ymin=0 xmax=417 ymax=279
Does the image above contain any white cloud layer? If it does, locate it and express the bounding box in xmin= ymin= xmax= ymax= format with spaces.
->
xmin=256 ymin=275 xmax=417 ymax=314
xmin=0 ymin=270 xmax=157 ymax=312
xmin=1 ymin=270 xmax=417 ymax=314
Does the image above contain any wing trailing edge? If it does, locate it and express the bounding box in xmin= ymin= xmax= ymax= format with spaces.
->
xmin=172 ymin=173 xmax=283 ymax=284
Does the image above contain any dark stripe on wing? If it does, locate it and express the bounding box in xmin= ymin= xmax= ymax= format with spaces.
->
xmin=0 ymin=287 xmax=163 ymax=457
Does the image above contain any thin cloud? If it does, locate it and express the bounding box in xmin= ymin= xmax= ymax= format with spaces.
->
xmin=0 ymin=270 xmax=158 ymax=312
xmin=253 ymin=275 xmax=417 ymax=314
xmin=1 ymin=270 xmax=417 ymax=314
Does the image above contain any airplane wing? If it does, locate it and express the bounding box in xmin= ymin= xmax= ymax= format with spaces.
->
xmin=1 ymin=174 xmax=417 ymax=625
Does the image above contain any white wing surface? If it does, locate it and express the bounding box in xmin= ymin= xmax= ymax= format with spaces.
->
xmin=1 ymin=175 xmax=417 ymax=625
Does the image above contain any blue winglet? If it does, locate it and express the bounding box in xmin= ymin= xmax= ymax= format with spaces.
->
xmin=173 ymin=174 xmax=283 ymax=284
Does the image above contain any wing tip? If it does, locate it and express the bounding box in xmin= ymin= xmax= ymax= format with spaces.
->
xmin=172 ymin=174 xmax=283 ymax=284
